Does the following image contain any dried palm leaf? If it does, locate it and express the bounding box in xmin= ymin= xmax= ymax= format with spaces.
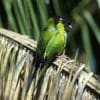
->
xmin=0 ymin=28 xmax=100 ymax=100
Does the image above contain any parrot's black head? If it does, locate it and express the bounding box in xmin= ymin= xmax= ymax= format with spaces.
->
xmin=54 ymin=16 xmax=72 ymax=32
xmin=65 ymin=21 xmax=72 ymax=32
xmin=54 ymin=16 xmax=63 ymax=24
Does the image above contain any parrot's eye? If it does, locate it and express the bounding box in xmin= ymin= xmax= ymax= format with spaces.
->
xmin=66 ymin=22 xmax=72 ymax=31
xmin=57 ymin=16 xmax=63 ymax=22
xmin=54 ymin=16 xmax=64 ymax=24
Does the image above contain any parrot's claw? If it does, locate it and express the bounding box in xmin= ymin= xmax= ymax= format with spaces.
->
xmin=56 ymin=51 xmax=65 ymax=72
xmin=57 ymin=50 xmax=65 ymax=60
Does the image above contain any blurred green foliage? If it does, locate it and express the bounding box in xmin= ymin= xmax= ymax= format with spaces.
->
xmin=0 ymin=0 xmax=100 ymax=73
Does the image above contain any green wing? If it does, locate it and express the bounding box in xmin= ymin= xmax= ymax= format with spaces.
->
xmin=34 ymin=21 xmax=56 ymax=67
xmin=44 ymin=31 xmax=67 ymax=64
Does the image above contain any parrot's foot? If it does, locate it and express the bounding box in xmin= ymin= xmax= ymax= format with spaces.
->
xmin=56 ymin=51 xmax=65 ymax=72
xmin=57 ymin=50 xmax=65 ymax=61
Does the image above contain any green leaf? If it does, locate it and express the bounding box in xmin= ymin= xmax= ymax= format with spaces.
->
xmin=27 ymin=0 xmax=40 ymax=40
xmin=0 ymin=16 xmax=3 ymax=27
xmin=83 ymin=11 xmax=100 ymax=43
xmin=2 ymin=0 xmax=18 ymax=31
xmin=36 ymin=0 xmax=48 ymax=26
xmin=52 ymin=0 xmax=61 ymax=16
xmin=16 ymin=0 xmax=30 ymax=35
xmin=13 ymin=1 xmax=26 ymax=35
xmin=97 ymin=0 xmax=100 ymax=8
xmin=81 ymin=18 xmax=94 ymax=71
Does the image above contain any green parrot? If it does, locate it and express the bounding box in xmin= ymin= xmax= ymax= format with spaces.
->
xmin=42 ymin=19 xmax=67 ymax=70
xmin=34 ymin=17 xmax=57 ymax=68
xmin=28 ymin=17 xmax=67 ymax=89
xmin=28 ymin=18 xmax=57 ymax=86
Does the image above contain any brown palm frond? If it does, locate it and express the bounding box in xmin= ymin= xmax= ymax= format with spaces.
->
xmin=0 ymin=28 xmax=100 ymax=100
